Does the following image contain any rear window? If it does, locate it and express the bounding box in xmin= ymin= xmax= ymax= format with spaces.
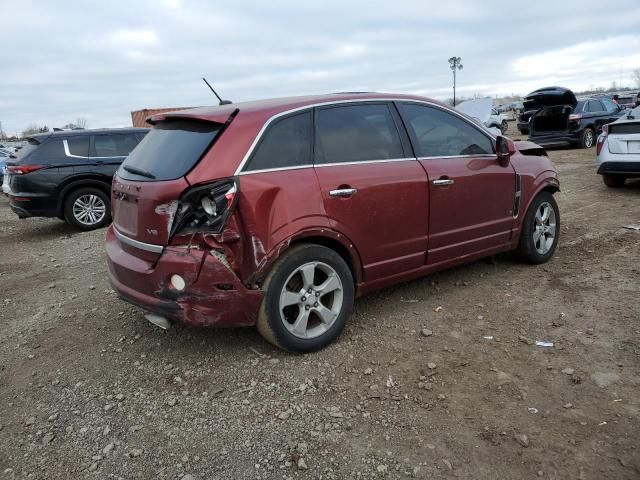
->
xmin=610 ymin=123 xmax=640 ymax=134
xmin=28 ymin=138 xmax=66 ymax=163
xmin=11 ymin=138 xmax=42 ymax=162
xmin=119 ymin=120 xmax=221 ymax=181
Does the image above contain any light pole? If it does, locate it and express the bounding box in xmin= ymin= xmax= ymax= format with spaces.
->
xmin=448 ymin=56 xmax=463 ymax=106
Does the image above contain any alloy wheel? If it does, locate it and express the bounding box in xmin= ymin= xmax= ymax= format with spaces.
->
xmin=279 ymin=261 xmax=344 ymax=339
xmin=533 ymin=201 xmax=557 ymax=254
xmin=584 ymin=130 xmax=594 ymax=147
xmin=72 ymin=194 xmax=106 ymax=226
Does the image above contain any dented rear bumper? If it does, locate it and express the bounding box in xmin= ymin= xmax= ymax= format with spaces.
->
xmin=105 ymin=226 xmax=263 ymax=328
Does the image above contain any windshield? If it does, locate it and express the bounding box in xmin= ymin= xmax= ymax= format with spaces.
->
xmin=119 ymin=119 xmax=222 ymax=181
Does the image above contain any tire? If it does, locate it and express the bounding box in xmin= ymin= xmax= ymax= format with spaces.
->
xmin=63 ymin=187 xmax=111 ymax=231
xmin=256 ymin=244 xmax=354 ymax=352
xmin=602 ymin=175 xmax=626 ymax=188
xmin=516 ymin=191 xmax=560 ymax=264
xmin=500 ymin=120 xmax=508 ymax=134
xmin=580 ymin=127 xmax=595 ymax=148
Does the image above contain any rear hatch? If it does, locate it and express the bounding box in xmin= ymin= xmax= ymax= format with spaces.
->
xmin=526 ymin=87 xmax=578 ymax=136
xmin=112 ymin=115 xmax=233 ymax=257
xmin=607 ymin=117 xmax=640 ymax=154
xmin=3 ymin=135 xmax=50 ymax=192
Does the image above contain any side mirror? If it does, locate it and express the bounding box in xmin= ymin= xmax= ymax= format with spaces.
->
xmin=496 ymin=136 xmax=514 ymax=167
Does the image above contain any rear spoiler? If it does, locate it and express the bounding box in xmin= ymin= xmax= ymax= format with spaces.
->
xmin=147 ymin=104 xmax=239 ymax=126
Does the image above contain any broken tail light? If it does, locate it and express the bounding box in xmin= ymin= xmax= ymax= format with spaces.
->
xmin=170 ymin=178 xmax=238 ymax=237
xmin=7 ymin=165 xmax=45 ymax=175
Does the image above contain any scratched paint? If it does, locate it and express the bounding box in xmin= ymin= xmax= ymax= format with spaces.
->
xmin=154 ymin=201 xmax=180 ymax=234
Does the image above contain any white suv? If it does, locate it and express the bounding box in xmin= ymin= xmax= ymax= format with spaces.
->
xmin=596 ymin=106 xmax=640 ymax=187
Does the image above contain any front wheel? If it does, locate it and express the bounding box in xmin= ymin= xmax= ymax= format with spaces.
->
xmin=516 ymin=192 xmax=560 ymax=264
xmin=256 ymin=244 xmax=354 ymax=352
xmin=64 ymin=187 xmax=111 ymax=231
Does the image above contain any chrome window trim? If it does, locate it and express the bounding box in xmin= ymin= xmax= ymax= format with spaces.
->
xmin=417 ymin=154 xmax=497 ymax=161
xmin=314 ymin=157 xmax=415 ymax=168
xmin=63 ymin=139 xmax=89 ymax=159
xmin=113 ymin=227 xmax=164 ymax=253
xmin=63 ymin=138 xmax=126 ymax=160
xmin=238 ymin=157 xmax=417 ymax=175
xmin=233 ymin=98 xmax=497 ymax=175
xmin=239 ymin=164 xmax=313 ymax=176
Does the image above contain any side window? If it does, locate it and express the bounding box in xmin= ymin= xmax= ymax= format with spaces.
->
xmin=315 ymin=104 xmax=403 ymax=164
xmin=30 ymin=139 xmax=66 ymax=163
xmin=245 ymin=111 xmax=312 ymax=171
xmin=587 ymin=100 xmax=604 ymax=113
xmin=66 ymin=136 xmax=89 ymax=157
xmin=94 ymin=134 xmax=140 ymax=157
xmin=602 ymin=99 xmax=619 ymax=113
xmin=399 ymin=103 xmax=494 ymax=157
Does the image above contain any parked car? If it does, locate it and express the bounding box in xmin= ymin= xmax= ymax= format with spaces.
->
xmin=0 ymin=151 xmax=8 ymax=183
xmin=596 ymin=106 xmax=640 ymax=187
xmin=105 ymin=93 xmax=561 ymax=352
xmin=456 ymin=98 xmax=509 ymax=134
xmin=525 ymin=87 xmax=625 ymax=148
xmin=613 ymin=93 xmax=639 ymax=110
xmin=5 ymin=128 xmax=148 ymax=229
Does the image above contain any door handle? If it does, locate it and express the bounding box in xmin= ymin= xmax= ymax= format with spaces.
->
xmin=329 ymin=188 xmax=357 ymax=197
xmin=432 ymin=179 xmax=454 ymax=186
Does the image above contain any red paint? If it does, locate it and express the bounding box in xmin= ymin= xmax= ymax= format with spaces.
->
xmin=420 ymin=156 xmax=516 ymax=266
xmin=105 ymin=93 xmax=559 ymax=329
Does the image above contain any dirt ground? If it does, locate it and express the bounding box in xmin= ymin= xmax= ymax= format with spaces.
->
xmin=1 ymin=133 xmax=639 ymax=479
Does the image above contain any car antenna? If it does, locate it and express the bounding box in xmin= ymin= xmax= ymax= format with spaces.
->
xmin=202 ymin=77 xmax=232 ymax=105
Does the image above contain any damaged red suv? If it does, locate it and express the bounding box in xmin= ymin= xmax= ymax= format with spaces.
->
xmin=106 ymin=93 xmax=560 ymax=352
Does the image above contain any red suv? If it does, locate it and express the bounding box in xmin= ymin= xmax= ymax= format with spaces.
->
xmin=106 ymin=93 xmax=560 ymax=352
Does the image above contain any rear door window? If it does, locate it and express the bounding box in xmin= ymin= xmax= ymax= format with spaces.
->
xmin=119 ymin=120 xmax=221 ymax=181
xmin=398 ymin=103 xmax=494 ymax=157
xmin=315 ymin=103 xmax=404 ymax=164
xmin=94 ymin=133 xmax=141 ymax=157
xmin=587 ymin=100 xmax=604 ymax=113
xmin=245 ymin=111 xmax=312 ymax=172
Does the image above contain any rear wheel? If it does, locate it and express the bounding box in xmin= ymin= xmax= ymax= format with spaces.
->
xmin=580 ymin=127 xmax=595 ymax=148
xmin=64 ymin=187 xmax=111 ymax=231
xmin=602 ymin=175 xmax=626 ymax=188
xmin=516 ymin=191 xmax=560 ymax=264
xmin=256 ymin=244 xmax=354 ymax=352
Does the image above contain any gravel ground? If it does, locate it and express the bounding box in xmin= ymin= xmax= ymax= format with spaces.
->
xmin=0 ymin=140 xmax=639 ymax=480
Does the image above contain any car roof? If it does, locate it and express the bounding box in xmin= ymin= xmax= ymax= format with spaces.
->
xmin=149 ymin=92 xmax=449 ymax=125
xmin=28 ymin=127 xmax=149 ymax=141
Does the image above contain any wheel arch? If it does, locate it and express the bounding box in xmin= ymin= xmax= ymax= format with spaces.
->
xmin=253 ymin=228 xmax=364 ymax=287
xmin=56 ymin=176 xmax=112 ymax=215
xmin=519 ymin=172 xmax=560 ymax=223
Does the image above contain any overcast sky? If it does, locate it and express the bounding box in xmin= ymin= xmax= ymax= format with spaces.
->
xmin=1 ymin=0 xmax=639 ymax=135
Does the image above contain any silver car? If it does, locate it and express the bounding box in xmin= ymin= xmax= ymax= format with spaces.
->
xmin=596 ymin=106 xmax=640 ymax=187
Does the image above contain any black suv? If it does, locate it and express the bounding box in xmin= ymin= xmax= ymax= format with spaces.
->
xmin=524 ymin=87 xmax=624 ymax=148
xmin=5 ymin=128 xmax=148 ymax=230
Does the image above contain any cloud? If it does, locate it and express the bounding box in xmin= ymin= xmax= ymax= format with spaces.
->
xmin=109 ymin=29 xmax=159 ymax=48
xmin=0 ymin=0 xmax=639 ymax=134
